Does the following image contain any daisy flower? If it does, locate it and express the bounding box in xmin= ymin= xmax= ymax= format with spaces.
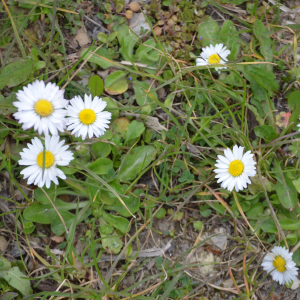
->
xmin=13 ymin=80 xmax=68 ymax=136
xmin=196 ymin=43 xmax=230 ymax=73
xmin=214 ymin=145 xmax=256 ymax=192
xmin=19 ymin=136 xmax=74 ymax=188
xmin=261 ymin=246 xmax=298 ymax=285
xmin=66 ymin=94 xmax=111 ymax=140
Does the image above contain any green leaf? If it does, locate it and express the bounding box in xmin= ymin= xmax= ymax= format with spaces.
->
xmin=254 ymin=20 xmax=273 ymax=70
xmin=108 ymin=31 xmax=118 ymax=42
xmin=288 ymin=91 xmax=300 ymax=126
xmin=34 ymin=61 xmax=46 ymax=71
xmin=105 ymin=71 xmax=127 ymax=87
xmin=246 ymin=203 xmax=264 ymax=218
xmin=173 ymin=211 xmax=184 ymax=221
xmin=292 ymin=178 xmax=300 ymax=193
xmin=155 ymin=208 xmax=166 ymax=219
xmin=0 ymin=256 xmax=11 ymax=271
xmin=274 ymin=162 xmax=298 ymax=209
xmin=279 ymin=219 xmax=300 ymax=230
xmin=245 ymin=103 xmax=264 ymax=125
xmin=51 ymin=209 xmax=91 ymax=236
xmin=136 ymin=39 xmax=157 ymax=57
xmin=120 ymin=36 xmax=137 ymax=61
xmin=197 ymin=16 xmax=220 ymax=47
xmin=51 ymin=211 xmax=74 ymax=236
xmin=293 ymin=247 xmax=300 ymax=265
xmin=261 ymin=219 xmax=277 ymax=233
xmin=290 ymin=142 xmax=300 ymax=158
xmin=200 ymin=208 xmax=211 ymax=218
xmin=254 ymin=125 xmax=278 ymax=141
xmin=88 ymin=75 xmax=103 ymax=97
xmin=99 ymin=223 xmax=114 ymax=235
xmin=0 ymin=59 xmax=34 ymax=89
xmin=112 ymin=117 xmax=130 ymax=137
xmin=244 ymin=65 xmax=279 ymax=93
xmin=101 ymin=234 xmax=123 ymax=254
xmin=105 ymin=71 xmax=128 ymax=95
xmin=132 ymin=80 xmax=158 ymax=109
xmin=136 ymin=39 xmax=159 ymax=64
xmin=243 ymin=65 xmax=277 ymax=126
xmin=193 ymin=221 xmax=203 ymax=231
xmin=220 ymin=20 xmax=240 ymax=60
xmin=102 ymin=97 xmax=119 ymax=121
xmin=104 ymin=193 xmax=140 ymax=217
xmin=80 ymin=46 xmax=114 ymax=69
xmin=92 ymin=141 xmax=111 ymax=158
xmin=0 ymin=292 xmax=19 ymax=300
xmin=0 ymin=267 xmax=31 ymax=296
xmin=33 ymin=186 xmax=72 ymax=204
xmin=87 ymin=178 xmax=117 ymax=205
xmin=87 ymin=158 xmax=113 ymax=175
xmin=23 ymin=199 xmax=86 ymax=224
xmin=249 ymin=174 xmax=272 ymax=194
xmin=0 ymin=94 xmax=17 ymax=115
xmin=99 ymin=181 xmax=122 ymax=205
xmin=220 ymin=0 xmax=247 ymax=4
xmin=97 ymin=32 xmax=108 ymax=43
xmin=286 ymin=233 xmax=298 ymax=245
xmin=23 ymin=221 xmax=35 ymax=234
xmin=102 ymin=211 xmax=130 ymax=234
xmin=118 ymin=25 xmax=137 ymax=61
xmin=221 ymin=71 xmax=244 ymax=87
xmin=119 ymin=145 xmax=157 ymax=181
xmin=23 ymin=203 xmax=56 ymax=224
xmin=125 ymin=120 xmax=145 ymax=145
xmin=162 ymin=0 xmax=172 ymax=5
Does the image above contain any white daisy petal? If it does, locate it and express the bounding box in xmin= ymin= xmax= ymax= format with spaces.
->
xmin=196 ymin=43 xmax=231 ymax=73
xmin=66 ymin=94 xmax=112 ymax=141
xmin=13 ymin=80 xmax=67 ymax=136
xmin=214 ymin=145 xmax=256 ymax=192
xmin=262 ymin=246 xmax=298 ymax=285
xmin=18 ymin=136 xmax=73 ymax=188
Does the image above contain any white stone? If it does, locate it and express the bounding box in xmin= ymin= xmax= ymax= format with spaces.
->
xmin=129 ymin=11 xmax=151 ymax=37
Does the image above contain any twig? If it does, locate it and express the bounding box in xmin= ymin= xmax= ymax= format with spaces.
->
xmin=95 ymin=241 xmax=172 ymax=262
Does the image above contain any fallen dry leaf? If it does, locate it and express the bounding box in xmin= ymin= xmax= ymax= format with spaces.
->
xmin=0 ymin=235 xmax=8 ymax=254
xmin=50 ymin=235 xmax=65 ymax=243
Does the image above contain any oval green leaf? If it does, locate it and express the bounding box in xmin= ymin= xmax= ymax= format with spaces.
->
xmin=88 ymin=75 xmax=103 ymax=97
xmin=87 ymin=158 xmax=113 ymax=175
xmin=119 ymin=145 xmax=157 ymax=181
xmin=0 ymin=59 xmax=34 ymax=89
xmin=105 ymin=71 xmax=128 ymax=95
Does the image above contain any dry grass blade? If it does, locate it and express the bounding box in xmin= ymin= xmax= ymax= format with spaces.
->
xmin=16 ymin=0 xmax=78 ymax=14
xmin=41 ymin=187 xmax=69 ymax=234
xmin=232 ymin=191 xmax=274 ymax=253
xmin=1 ymin=0 xmax=26 ymax=59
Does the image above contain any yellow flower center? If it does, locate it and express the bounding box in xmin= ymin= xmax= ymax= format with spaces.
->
xmin=36 ymin=151 xmax=55 ymax=168
xmin=208 ymin=54 xmax=221 ymax=64
xmin=34 ymin=99 xmax=54 ymax=117
xmin=79 ymin=109 xmax=96 ymax=125
xmin=273 ymin=256 xmax=286 ymax=273
xmin=228 ymin=160 xmax=244 ymax=177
